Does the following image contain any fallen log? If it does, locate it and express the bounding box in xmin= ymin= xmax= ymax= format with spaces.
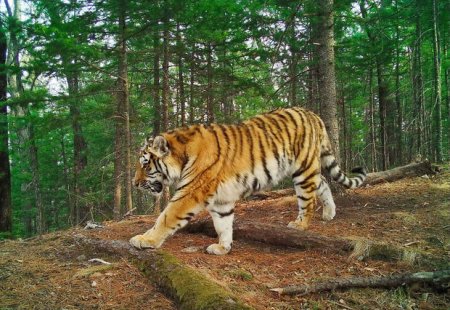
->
xmin=74 ymin=234 xmax=252 ymax=310
xmin=364 ymin=161 xmax=438 ymax=185
xmin=270 ymin=269 xmax=450 ymax=296
xmin=184 ymin=219 xmax=352 ymax=254
xmin=184 ymin=220 xmax=442 ymax=265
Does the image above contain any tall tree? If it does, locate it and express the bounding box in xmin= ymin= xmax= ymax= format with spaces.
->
xmin=431 ymin=0 xmax=443 ymax=162
xmin=317 ymin=0 xmax=339 ymax=161
xmin=0 ymin=16 xmax=12 ymax=234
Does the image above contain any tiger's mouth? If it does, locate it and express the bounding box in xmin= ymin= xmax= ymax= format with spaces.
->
xmin=139 ymin=181 xmax=163 ymax=195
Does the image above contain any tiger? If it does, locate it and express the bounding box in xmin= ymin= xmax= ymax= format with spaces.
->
xmin=130 ymin=107 xmax=366 ymax=255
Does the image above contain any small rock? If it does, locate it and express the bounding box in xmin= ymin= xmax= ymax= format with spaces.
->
xmin=91 ymin=280 xmax=97 ymax=287
xmin=181 ymin=246 xmax=202 ymax=253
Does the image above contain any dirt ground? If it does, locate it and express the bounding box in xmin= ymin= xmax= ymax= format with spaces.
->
xmin=1 ymin=167 xmax=449 ymax=309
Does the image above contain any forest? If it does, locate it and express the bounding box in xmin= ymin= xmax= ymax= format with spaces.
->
xmin=0 ymin=0 xmax=449 ymax=238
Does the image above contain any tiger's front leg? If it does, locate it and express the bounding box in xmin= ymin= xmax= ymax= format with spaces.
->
xmin=206 ymin=203 xmax=235 ymax=255
xmin=129 ymin=198 xmax=203 ymax=249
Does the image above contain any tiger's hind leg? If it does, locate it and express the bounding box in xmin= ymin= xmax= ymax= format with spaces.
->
xmin=206 ymin=203 xmax=235 ymax=255
xmin=288 ymin=170 xmax=321 ymax=230
xmin=317 ymin=177 xmax=336 ymax=221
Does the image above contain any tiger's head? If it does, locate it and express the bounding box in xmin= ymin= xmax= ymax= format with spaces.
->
xmin=134 ymin=136 xmax=170 ymax=196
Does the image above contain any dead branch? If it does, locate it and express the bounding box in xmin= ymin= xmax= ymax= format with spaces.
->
xmin=74 ymin=234 xmax=252 ymax=310
xmin=271 ymin=269 xmax=450 ymax=296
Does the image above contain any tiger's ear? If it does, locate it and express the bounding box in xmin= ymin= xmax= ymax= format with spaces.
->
xmin=148 ymin=135 xmax=170 ymax=158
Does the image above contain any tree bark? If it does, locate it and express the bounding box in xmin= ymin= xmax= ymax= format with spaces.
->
xmin=189 ymin=47 xmax=195 ymax=124
xmin=412 ymin=1 xmax=425 ymax=158
xmin=431 ymin=0 xmax=443 ymax=162
xmin=0 ymin=18 xmax=12 ymax=233
xmin=114 ymin=0 xmax=133 ymax=219
xmin=67 ymin=71 xmax=87 ymax=225
xmin=152 ymin=31 xmax=161 ymax=135
xmin=394 ymin=0 xmax=403 ymax=166
xmin=359 ymin=0 xmax=389 ymax=170
xmin=317 ymin=0 xmax=339 ymax=162
xmin=206 ymin=43 xmax=214 ymax=124
xmin=161 ymin=11 xmax=169 ymax=132
xmin=271 ymin=270 xmax=450 ymax=296
xmin=176 ymin=22 xmax=186 ymax=127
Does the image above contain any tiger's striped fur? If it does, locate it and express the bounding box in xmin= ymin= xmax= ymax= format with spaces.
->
xmin=130 ymin=107 xmax=366 ymax=255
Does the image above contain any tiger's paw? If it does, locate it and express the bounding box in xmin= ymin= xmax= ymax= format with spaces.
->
xmin=287 ymin=220 xmax=309 ymax=231
xmin=322 ymin=208 xmax=335 ymax=221
xmin=206 ymin=243 xmax=231 ymax=255
xmin=129 ymin=234 xmax=160 ymax=250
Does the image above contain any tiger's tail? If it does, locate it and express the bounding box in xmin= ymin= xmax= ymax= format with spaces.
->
xmin=320 ymin=140 xmax=367 ymax=189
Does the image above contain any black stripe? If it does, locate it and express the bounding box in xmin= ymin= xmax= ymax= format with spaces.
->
xmin=284 ymin=109 xmax=300 ymax=156
xmin=275 ymin=112 xmax=292 ymax=150
xmin=321 ymin=151 xmax=333 ymax=158
xmin=295 ymin=171 xmax=319 ymax=189
xmin=266 ymin=115 xmax=288 ymax=159
xmin=292 ymin=167 xmax=304 ymax=179
xmin=252 ymin=178 xmax=259 ymax=191
xmin=176 ymin=134 xmax=189 ymax=144
xmin=237 ymin=124 xmax=244 ymax=159
xmin=244 ymin=124 xmax=255 ymax=172
xmin=213 ymin=209 xmax=234 ymax=218
xmin=328 ymin=160 xmax=338 ymax=171
xmin=176 ymin=215 xmax=193 ymax=221
xmin=296 ymin=110 xmax=307 ymax=158
xmin=297 ymin=195 xmax=312 ymax=201
xmin=300 ymin=201 xmax=313 ymax=210
xmin=257 ymin=132 xmax=272 ymax=183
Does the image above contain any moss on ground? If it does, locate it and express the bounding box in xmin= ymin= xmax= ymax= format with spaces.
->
xmin=138 ymin=251 xmax=253 ymax=310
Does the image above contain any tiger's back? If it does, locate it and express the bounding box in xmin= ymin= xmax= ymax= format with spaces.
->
xmin=131 ymin=107 xmax=366 ymax=255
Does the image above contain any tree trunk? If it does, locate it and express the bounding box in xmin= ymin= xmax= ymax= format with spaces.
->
xmin=359 ymin=1 xmax=388 ymax=170
xmin=67 ymin=72 xmax=87 ymax=225
xmin=161 ymin=12 xmax=169 ymax=132
xmin=152 ymin=31 xmax=161 ymax=136
xmin=412 ymin=2 xmax=425 ymax=158
xmin=394 ymin=0 xmax=403 ymax=166
xmin=114 ymin=0 xmax=133 ymax=218
xmin=189 ymin=48 xmax=195 ymax=124
xmin=59 ymin=131 xmax=71 ymax=227
xmin=0 ymin=19 xmax=12 ymax=234
xmin=432 ymin=0 xmax=443 ymax=162
xmin=28 ymin=122 xmax=45 ymax=234
xmin=5 ymin=0 xmax=44 ymax=234
xmin=176 ymin=22 xmax=186 ymax=127
xmin=317 ymin=0 xmax=339 ymax=162
xmin=206 ymin=43 xmax=214 ymax=124
xmin=368 ymin=67 xmax=377 ymax=172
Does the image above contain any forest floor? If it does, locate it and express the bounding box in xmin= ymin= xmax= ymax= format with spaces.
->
xmin=1 ymin=166 xmax=449 ymax=310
